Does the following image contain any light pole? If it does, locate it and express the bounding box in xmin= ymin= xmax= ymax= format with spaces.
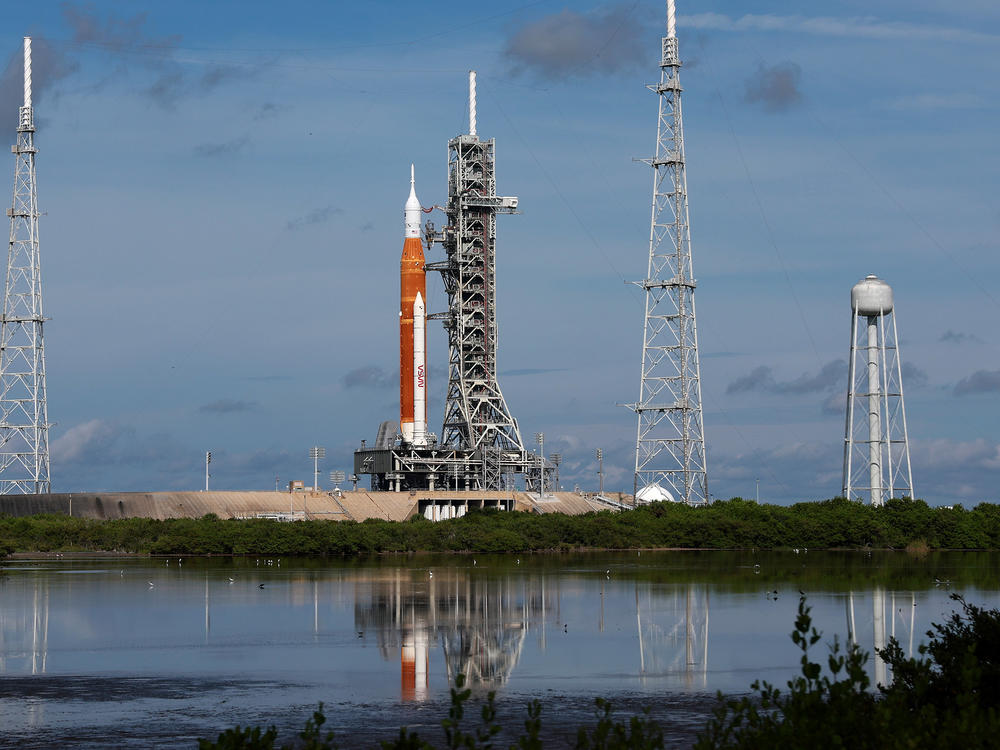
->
xmin=310 ymin=446 xmax=326 ymax=491
xmin=534 ymin=432 xmax=544 ymax=499
xmin=756 ymin=478 xmax=760 ymax=504
xmin=597 ymin=448 xmax=604 ymax=498
xmin=205 ymin=451 xmax=212 ymax=491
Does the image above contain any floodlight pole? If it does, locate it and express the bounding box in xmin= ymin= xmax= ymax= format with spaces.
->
xmin=597 ymin=448 xmax=604 ymax=498
xmin=535 ymin=432 xmax=544 ymax=499
xmin=309 ymin=446 xmax=326 ymax=491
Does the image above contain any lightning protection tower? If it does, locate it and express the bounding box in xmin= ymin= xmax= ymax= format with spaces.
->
xmin=0 ymin=37 xmax=50 ymax=494
xmin=842 ymin=275 xmax=913 ymax=505
xmin=626 ymin=0 xmax=708 ymax=505
xmin=426 ymin=71 xmax=525 ymax=489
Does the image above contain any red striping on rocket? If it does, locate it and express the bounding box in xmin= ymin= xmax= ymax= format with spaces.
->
xmin=400 ymin=165 xmax=427 ymax=446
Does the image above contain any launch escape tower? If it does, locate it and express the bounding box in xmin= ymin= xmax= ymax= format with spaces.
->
xmin=842 ymin=275 xmax=913 ymax=506
xmin=626 ymin=1 xmax=708 ymax=505
xmin=0 ymin=38 xmax=50 ymax=495
xmin=355 ymin=73 xmax=554 ymax=493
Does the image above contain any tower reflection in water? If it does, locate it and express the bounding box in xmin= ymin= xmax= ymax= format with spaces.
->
xmin=847 ymin=587 xmax=916 ymax=687
xmin=635 ymin=583 xmax=710 ymax=689
xmin=353 ymin=569 xmax=550 ymax=700
xmin=0 ymin=575 xmax=49 ymax=676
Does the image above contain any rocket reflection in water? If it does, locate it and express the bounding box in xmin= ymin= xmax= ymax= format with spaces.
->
xmin=353 ymin=569 xmax=553 ymax=700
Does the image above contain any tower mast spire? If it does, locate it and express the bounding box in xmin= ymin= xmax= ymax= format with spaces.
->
xmin=0 ymin=36 xmax=51 ymax=494
xmin=627 ymin=1 xmax=708 ymax=504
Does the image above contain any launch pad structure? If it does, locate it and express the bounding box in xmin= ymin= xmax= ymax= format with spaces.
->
xmin=355 ymin=73 xmax=556 ymax=494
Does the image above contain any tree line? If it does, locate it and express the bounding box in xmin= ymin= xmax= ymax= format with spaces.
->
xmin=1 ymin=497 xmax=999 ymax=555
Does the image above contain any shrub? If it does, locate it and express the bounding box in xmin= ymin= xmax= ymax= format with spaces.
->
xmin=695 ymin=593 xmax=1000 ymax=749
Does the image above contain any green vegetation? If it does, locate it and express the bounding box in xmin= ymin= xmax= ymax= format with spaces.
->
xmin=696 ymin=593 xmax=1000 ymax=748
xmin=1 ymin=498 xmax=1000 ymax=555
xmin=197 ymin=594 xmax=1000 ymax=749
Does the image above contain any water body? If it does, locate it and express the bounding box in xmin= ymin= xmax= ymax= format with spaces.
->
xmin=1 ymin=551 xmax=997 ymax=748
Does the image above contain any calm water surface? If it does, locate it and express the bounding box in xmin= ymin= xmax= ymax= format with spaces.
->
xmin=1 ymin=551 xmax=997 ymax=748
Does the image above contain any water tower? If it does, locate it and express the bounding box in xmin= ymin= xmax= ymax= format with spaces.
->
xmin=842 ymin=275 xmax=914 ymax=505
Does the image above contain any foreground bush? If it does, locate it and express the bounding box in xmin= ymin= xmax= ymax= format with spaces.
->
xmin=199 ymin=595 xmax=1000 ymax=749
xmin=696 ymin=593 xmax=1000 ymax=748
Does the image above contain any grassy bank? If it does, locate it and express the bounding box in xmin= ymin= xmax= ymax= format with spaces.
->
xmin=1 ymin=497 xmax=999 ymax=555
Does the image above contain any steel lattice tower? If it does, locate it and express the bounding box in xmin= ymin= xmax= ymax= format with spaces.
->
xmin=842 ymin=275 xmax=913 ymax=506
xmin=426 ymin=72 xmax=525 ymax=489
xmin=0 ymin=38 xmax=50 ymax=495
xmin=626 ymin=1 xmax=707 ymax=505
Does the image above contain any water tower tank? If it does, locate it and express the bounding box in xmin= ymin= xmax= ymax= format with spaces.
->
xmin=851 ymin=274 xmax=893 ymax=315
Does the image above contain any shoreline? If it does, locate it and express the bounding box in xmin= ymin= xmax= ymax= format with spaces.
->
xmin=5 ymin=546 xmax=992 ymax=559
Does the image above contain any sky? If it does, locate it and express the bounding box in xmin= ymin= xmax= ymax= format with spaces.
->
xmin=7 ymin=1 xmax=999 ymax=504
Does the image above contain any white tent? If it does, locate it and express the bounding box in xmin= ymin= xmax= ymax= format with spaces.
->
xmin=635 ymin=483 xmax=676 ymax=504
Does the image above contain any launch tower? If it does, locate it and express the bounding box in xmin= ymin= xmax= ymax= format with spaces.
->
xmin=0 ymin=38 xmax=50 ymax=494
xmin=842 ymin=275 xmax=913 ymax=505
xmin=355 ymin=73 xmax=554 ymax=494
xmin=425 ymin=72 xmax=526 ymax=489
xmin=626 ymin=1 xmax=708 ymax=504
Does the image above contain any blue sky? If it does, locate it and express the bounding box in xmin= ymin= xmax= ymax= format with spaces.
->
xmin=11 ymin=1 xmax=999 ymax=503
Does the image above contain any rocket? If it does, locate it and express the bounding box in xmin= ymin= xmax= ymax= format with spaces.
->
xmin=400 ymin=165 xmax=428 ymax=446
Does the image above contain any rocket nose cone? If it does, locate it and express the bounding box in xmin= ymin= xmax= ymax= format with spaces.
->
xmin=405 ymin=171 xmax=420 ymax=210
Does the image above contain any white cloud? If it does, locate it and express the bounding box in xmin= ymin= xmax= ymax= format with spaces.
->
xmin=913 ymin=438 xmax=1000 ymax=472
xmin=50 ymin=419 xmax=121 ymax=463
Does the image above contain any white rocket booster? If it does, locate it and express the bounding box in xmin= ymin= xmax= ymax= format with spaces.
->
xmin=412 ymin=292 xmax=427 ymax=447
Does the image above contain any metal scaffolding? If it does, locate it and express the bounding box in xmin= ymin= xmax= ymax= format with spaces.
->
xmin=356 ymin=73 xmax=555 ymax=494
xmin=0 ymin=38 xmax=50 ymax=495
xmin=626 ymin=2 xmax=708 ymax=505
xmin=426 ymin=71 xmax=528 ymax=489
